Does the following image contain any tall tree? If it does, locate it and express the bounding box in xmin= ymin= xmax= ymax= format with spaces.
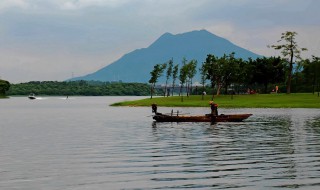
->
xmin=233 ymin=57 xmax=247 ymax=94
xmin=186 ymin=59 xmax=197 ymax=97
xmin=220 ymin=53 xmax=234 ymax=94
xmin=199 ymin=63 xmax=207 ymax=100
xmin=204 ymin=54 xmax=219 ymax=100
xmin=149 ymin=63 xmax=166 ymax=99
xmin=179 ymin=59 xmax=188 ymax=102
xmin=302 ymin=56 xmax=320 ymax=94
xmin=179 ymin=58 xmax=188 ymax=96
xmin=269 ymin=31 xmax=307 ymax=94
xmin=164 ymin=59 xmax=173 ymax=97
xmin=311 ymin=56 xmax=320 ymax=95
xmin=171 ymin=64 xmax=179 ymax=96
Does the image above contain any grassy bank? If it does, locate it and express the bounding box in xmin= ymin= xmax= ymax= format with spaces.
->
xmin=111 ymin=93 xmax=320 ymax=108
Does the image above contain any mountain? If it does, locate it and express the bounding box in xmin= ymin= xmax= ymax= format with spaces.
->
xmin=70 ymin=30 xmax=261 ymax=82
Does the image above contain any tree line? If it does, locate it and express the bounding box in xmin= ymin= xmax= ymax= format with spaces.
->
xmin=7 ymin=81 xmax=162 ymax=96
xmin=149 ymin=31 xmax=320 ymax=100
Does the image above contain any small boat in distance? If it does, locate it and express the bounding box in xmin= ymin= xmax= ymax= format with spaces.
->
xmin=28 ymin=93 xmax=36 ymax=100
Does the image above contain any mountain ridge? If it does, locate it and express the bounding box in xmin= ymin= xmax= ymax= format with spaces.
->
xmin=70 ymin=29 xmax=261 ymax=82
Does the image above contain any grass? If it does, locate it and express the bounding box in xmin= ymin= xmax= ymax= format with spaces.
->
xmin=0 ymin=95 xmax=8 ymax=99
xmin=111 ymin=93 xmax=320 ymax=108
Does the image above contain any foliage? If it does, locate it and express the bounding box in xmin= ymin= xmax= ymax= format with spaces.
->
xmin=179 ymin=58 xmax=189 ymax=101
xmin=248 ymin=56 xmax=286 ymax=93
xmin=203 ymin=54 xmax=219 ymax=98
xmin=149 ymin=52 xmax=320 ymax=96
xmin=300 ymin=56 xmax=320 ymax=93
xmin=164 ymin=59 xmax=173 ymax=97
xmin=149 ymin=63 xmax=167 ymax=98
xmin=7 ymin=81 xmax=156 ymax=96
xmin=199 ymin=63 xmax=207 ymax=100
xmin=0 ymin=79 xmax=10 ymax=96
xmin=186 ymin=59 xmax=197 ymax=97
xmin=172 ymin=64 xmax=179 ymax=96
xmin=269 ymin=31 xmax=307 ymax=94
xmin=203 ymin=53 xmax=242 ymax=97
xmin=219 ymin=53 xmax=240 ymax=94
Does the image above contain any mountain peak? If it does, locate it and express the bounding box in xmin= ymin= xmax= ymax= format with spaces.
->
xmin=70 ymin=30 xmax=261 ymax=82
xmin=172 ymin=29 xmax=218 ymax=39
xmin=180 ymin=29 xmax=212 ymax=35
xmin=149 ymin=29 xmax=225 ymax=49
xmin=160 ymin=32 xmax=173 ymax=37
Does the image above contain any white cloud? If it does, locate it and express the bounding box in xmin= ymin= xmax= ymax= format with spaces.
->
xmin=0 ymin=0 xmax=319 ymax=82
xmin=0 ymin=0 xmax=133 ymax=11
xmin=58 ymin=0 xmax=131 ymax=10
xmin=0 ymin=0 xmax=29 ymax=10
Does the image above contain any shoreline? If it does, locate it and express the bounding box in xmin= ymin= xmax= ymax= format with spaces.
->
xmin=111 ymin=93 xmax=320 ymax=108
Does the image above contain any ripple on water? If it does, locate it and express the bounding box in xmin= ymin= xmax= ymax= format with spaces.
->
xmin=1 ymin=98 xmax=320 ymax=189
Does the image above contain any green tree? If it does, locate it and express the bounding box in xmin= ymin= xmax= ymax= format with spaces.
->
xmin=250 ymin=56 xmax=285 ymax=93
xmin=269 ymin=31 xmax=307 ymax=94
xmin=234 ymin=57 xmax=248 ymax=94
xmin=186 ymin=59 xmax=197 ymax=97
xmin=164 ymin=59 xmax=173 ymax=97
xmin=171 ymin=64 xmax=179 ymax=96
xmin=302 ymin=56 xmax=320 ymax=94
xmin=0 ymin=79 xmax=10 ymax=96
xmin=8 ymin=81 xmax=152 ymax=96
xmin=220 ymin=53 xmax=235 ymax=94
xmin=149 ymin=63 xmax=166 ymax=99
xmin=179 ymin=58 xmax=188 ymax=102
xmin=199 ymin=63 xmax=207 ymax=100
xmin=204 ymin=54 xmax=220 ymax=99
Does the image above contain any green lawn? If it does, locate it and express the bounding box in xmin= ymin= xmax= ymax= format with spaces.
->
xmin=111 ymin=93 xmax=320 ymax=108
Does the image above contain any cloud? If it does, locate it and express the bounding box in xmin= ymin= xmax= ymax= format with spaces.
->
xmin=0 ymin=0 xmax=29 ymax=10
xmin=0 ymin=0 xmax=134 ymax=11
xmin=57 ymin=0 xmax=131 ymax=10
xmin=0 ymin=0 xmax=319 ymax=83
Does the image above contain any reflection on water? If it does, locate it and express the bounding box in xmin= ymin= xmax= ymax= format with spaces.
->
xmin=149 ymin=109 xmax=320 ymax=189
xmin=1 ymin=97 xmax=320 ymax=189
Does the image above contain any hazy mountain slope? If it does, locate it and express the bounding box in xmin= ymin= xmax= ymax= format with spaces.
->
xmin=70 ymin=30 xmax=261 ymax=82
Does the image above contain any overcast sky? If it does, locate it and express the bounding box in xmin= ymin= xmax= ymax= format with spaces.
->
xmin=0 ymin=0 xmax=319 ymax=83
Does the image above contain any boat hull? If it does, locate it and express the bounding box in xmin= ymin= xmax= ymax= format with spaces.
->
xmin=28 ymin=93 xmax=36 ymax=99
xmin=153 ymin=113 xmax=252 ymax=122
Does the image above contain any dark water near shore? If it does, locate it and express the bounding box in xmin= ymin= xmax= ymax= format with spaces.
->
xmin=1 ymin=96 xmax=320 ymax=189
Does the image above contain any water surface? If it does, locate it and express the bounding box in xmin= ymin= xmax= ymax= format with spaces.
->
xmin=1 ymin=97 xmax=320 ymax=189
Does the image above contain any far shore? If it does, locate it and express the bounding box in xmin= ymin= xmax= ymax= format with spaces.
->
xmin=111 ymin=93 xmax=320 ymax=108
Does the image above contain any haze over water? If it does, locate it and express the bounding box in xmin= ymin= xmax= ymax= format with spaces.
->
xmin=1 ymin=96 xmax=320 ymax=189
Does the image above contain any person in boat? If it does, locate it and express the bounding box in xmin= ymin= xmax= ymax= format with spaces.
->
xmin=209 ymin=101 xmax=218 ymax=116
xmin=151 ymin=103 xmax=158 ymax=114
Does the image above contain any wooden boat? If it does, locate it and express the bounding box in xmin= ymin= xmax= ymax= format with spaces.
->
xmin=153 ymin=113 xmax=252 ymax=122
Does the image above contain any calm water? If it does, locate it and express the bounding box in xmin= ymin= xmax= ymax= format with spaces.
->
xmin=1 ymin=96 xmax=320 ymax=190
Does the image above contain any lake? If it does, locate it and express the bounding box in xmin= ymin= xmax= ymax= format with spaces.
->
xmin=1 ymin=96 xmax=320 ymax=189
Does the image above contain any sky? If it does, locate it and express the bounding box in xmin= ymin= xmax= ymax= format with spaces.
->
xmin=0 ymin=0 xmax=319 ymax=83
